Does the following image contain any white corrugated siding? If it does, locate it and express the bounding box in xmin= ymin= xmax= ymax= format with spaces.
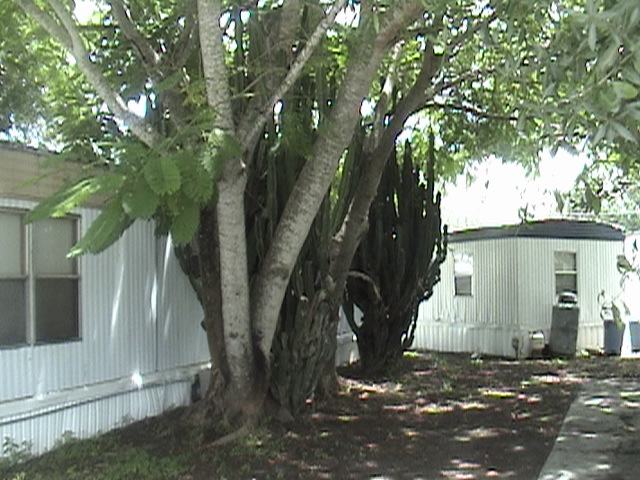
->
xmin=1 ymin=380 xmax=190 ymax=456
xmin=516 ymin=238 xmax=621 ymax=350
xmin=415 ymin=235 xmax=623 ymax=356
xmin=417 ymin=238 xmax=519 ymax=327
xmin=1 ymin=197 xmax=209 ymax=454
xmin=156 ymin=237 xmax=209 ymax=370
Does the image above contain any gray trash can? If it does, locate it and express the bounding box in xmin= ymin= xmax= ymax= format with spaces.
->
xmin=604 ymin=320 xmax=626 ymax=355
xmin=549 ymin=305 xmax=579 ymax=357
xmin=629 ymin=321 xmax=640 ymax=353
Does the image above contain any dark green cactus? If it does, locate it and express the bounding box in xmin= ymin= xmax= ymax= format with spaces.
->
xmin=346 ymin=136 xmax=447 ymax=373
xmin=244 ymin=70 xmax=344 ymax=417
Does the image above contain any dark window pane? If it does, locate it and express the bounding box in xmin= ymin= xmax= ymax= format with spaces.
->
xmin=455 ymin=276 xmax=472 ymax=296
xmin=556 ymin=273 xmax=577 ymax=295
xmin=35 ymin=279 xmax=79 ymax=342
xmin=0 ymin=279 xmax=26 ymax=346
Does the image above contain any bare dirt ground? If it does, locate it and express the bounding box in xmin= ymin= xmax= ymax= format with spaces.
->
xmin=3 ymin=352 xmax=640 ymax=480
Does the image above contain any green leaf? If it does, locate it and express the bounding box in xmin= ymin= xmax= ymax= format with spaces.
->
xmin=26 ymin=180 xmax=92 ymax=223
xmin=206 ymin=128 xmax=242 ymax=164
xmin=596 ymin=42 xmax=621 ymax=74
xmin=612 ymin=303 xmax=623 ymax=327
xmin=592 ymin=123 xmax=608 ymax=146
xmin=154 ymin=70 xmax=184 ymax=93
xmin=170 ymin=200 xmax=200 ymax=245
xmin=143 ymin=154 xmax=182 ymax=195
xmin=176 ymin=150 xmax=215 ymax=204
xmin=611 ymin=121 xmax=638 ymax=143
xmin=554 ymin=190 xmax=565 ymax=213
xmin=69 ymin=200 xmax=133 ymax=257
xmin=122 ymin=180 xmax=159 ymax=219
xmin=584 ymin=183 xmax=601 ymax=214
xmin=25 ymin=175 xmax=124 ymax=223
xmin=612 ymin=81 xmax=638 ymax=100
xmin=622 ymin=66 xmax=640 ymax=86
xmin=617 ymin=254 xmax=633 ymax=274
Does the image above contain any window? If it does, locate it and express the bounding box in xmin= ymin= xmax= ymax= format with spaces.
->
xmin=0 ymin=210 xmax=80 ymax=347
xmin=554 ymin=251 xmax=577 ymax=296
xmin=454 ymin=253 xmax=473 ymax=296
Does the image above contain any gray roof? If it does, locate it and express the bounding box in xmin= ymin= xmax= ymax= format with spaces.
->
xmin=450 ymin=219 xmax=624 ymax=243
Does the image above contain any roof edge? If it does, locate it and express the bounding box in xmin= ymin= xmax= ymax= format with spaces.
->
xmin=449 ymin=219 xmax=624 ymax=242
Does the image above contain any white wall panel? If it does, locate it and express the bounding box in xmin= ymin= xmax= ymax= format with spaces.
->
xmin=0 ymin=347 xmax=32 ymax=402
xmin=0 ymin=380 xmax=191 ymax=456
xmin=156 ymin=237 xmax=208 ymax=371
xmin=413 ymin=321 xmax=530 ymax=358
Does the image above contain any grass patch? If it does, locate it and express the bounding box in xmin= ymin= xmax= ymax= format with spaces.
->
xmin=0 ymin=435 xmax=192 ymax=480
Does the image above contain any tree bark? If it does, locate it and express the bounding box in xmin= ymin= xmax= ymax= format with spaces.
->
xmin=197 ymin=207 xmax=229 ymax=396
xmin=198 ymin=0 xmax=262 ymax=418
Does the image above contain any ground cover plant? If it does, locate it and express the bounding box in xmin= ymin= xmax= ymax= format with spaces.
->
xmin=2 ymin=351 xmax=639 ymax=480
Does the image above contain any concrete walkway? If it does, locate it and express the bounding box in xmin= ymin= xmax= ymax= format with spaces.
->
xmin=538 ymin=378 xmax=640 ymax=480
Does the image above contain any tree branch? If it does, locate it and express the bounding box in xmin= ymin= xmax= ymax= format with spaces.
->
xmin=425 ymin=101 xmax=518 ymax=122
xmin=197 ymin=0 xmax=234 ymax=132
xmin=348 ymin=271 xmax=383 ymax=305
xmin=109 ymin=0 xmax=194 ymax=131
xmin=237 ymin=0 xmax=348 ymax=149
xmin=329 ymin=42 xmax=443 ymax=297
xmin=169 ymin=0 xmax=198 ymax=70
xmin=14 ymin=0 xmax=71 ymax=49
xmin=14 ymin=0 xmax=162 ymax=148
xmin=251 ymin=0 xmax=425 ymax=358
xmin=108 ymin=0 xmax=160 ymax=70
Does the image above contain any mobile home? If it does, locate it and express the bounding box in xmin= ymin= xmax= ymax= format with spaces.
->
xmin=0 ymin=145 xmax=209 ymax=456
xmin=414 ymin=220 xmax=625 ymax=358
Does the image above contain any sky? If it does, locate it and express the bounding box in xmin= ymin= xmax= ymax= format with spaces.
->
xmin=441 ymin=149 xmax=588 ymax=231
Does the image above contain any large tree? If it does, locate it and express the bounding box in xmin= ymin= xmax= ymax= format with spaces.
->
xmin=4 ymin=0 xmax=639 ymax=430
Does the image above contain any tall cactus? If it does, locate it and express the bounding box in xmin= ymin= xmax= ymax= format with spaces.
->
xmin=242 ymin=61 xmax=350 ymax=416
xmin=346 ymin=137 xmax=447 ymax=373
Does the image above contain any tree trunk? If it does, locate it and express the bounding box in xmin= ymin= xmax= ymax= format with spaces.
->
xmin=346 ymin=140 xmax=447 ymax=374
xmin=197 ymin=207 xmax=229 ymax=392
xmin=355 ymin=303 xmax=417 ymax=374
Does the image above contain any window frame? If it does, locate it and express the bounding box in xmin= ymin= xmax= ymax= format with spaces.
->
xmin=0 ymin=207 xmax=81 ymax=348
xmin=554 ymin=250 xmax=577 ymax=297
xmin=0 ymin=209 xmax=28 ymax=346
xmin=453 ymin=252 xmax=474 ymax=297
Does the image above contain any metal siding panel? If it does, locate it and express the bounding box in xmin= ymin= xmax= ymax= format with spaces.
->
xmin=81 ymin=211 xmax=157 ymax=384
xmin=0 ymin=194 xmax=210 ymax=456
xmin=516 ymin=237 xmax=622 ymax=350
xmin=0 ymin=347 xmax=33 ymax=402
xmin=517 ymin=238 xmax=555 ymax=330
xmin=0 ymin=381 xmax=192 ymax=456
xmin=413 ymin=321 xmax=530 ymax=358
xmin=156 ymin=237 xmax=208 ymax=371
xmin=415 ymin=235 xmax=623 ymax=356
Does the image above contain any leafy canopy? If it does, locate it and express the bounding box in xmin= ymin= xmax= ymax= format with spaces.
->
xmin=3 ymin=0 xmax=639 ymax=253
